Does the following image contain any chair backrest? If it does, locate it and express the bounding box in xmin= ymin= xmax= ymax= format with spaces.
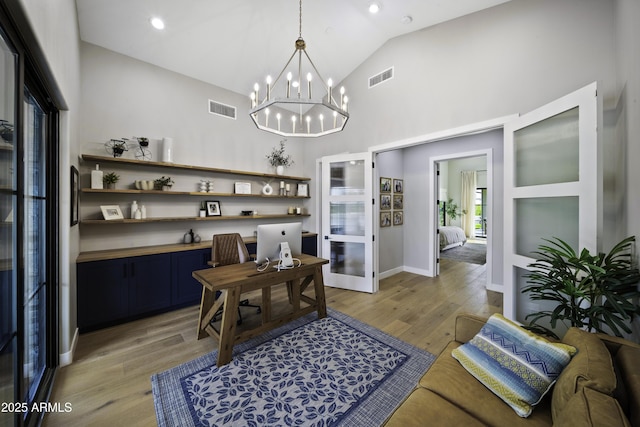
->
xmin=211 ymin=233 xmax=250 ymax=266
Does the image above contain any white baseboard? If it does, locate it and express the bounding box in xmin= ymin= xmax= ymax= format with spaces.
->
xmin=59 ymin=327 xmax=78 ymax=367
xmin=378 ymin=266 xmax=404 ymax=280
xmin=486 ymin=283 xmax=503 ymax=293
xmin=402 ymin=265 xmax=433 ymax=277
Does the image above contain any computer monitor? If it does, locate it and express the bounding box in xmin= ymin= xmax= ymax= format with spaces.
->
xmin=255 ymin=222 xmax=302 ymax=264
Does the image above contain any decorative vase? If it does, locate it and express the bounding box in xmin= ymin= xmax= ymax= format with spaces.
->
xmin=106 ymin=183 xmax=115 ymax=189
xmin=162 ymin=185 xmax=171 ymax=191
xmin=276 ymin=165 xmax=284 ymax=175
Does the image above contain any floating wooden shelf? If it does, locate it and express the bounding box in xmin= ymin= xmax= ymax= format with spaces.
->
xmin=80 ymin=213 xmax=310 ymax=225
xmin=81 ymin=154 xmax=310 ymax=181
xmin=81 ymin=188 xmax=309 ymax=198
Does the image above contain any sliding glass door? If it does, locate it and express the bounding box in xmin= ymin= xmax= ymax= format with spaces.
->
xmin=0 ymin=7 xmax=59 ymax=426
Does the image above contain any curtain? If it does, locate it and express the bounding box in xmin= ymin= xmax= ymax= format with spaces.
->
xmin=460 ymin=171 xmax=476 ymax=237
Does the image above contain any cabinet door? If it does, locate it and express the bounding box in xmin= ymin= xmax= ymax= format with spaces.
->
xmin=302 ymin=235 xmax=317 ymax=256
xmin=171 ymin=248 xmax=210 ymax=306
xmin=77 ymin=258 xmax=129 ymax=331
xmin=129 ymin=254 xmax=172 ymax=315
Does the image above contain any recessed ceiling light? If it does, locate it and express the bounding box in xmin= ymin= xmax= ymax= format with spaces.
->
xmin=150 ymin=17 xmax=165 ymax=30
xmin=368 ymin=2 xmax=381 ymax=14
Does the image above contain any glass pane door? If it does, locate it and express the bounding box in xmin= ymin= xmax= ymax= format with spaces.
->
xmin=0 ymin=29 xmax=17 ymax=427
xmin=321 ymin=153 xmax=374 ymax=292
xmin=22 ymin=88 xmax=48 ymax=403
xmin=503 ymin=83 xmax=600 ymax=325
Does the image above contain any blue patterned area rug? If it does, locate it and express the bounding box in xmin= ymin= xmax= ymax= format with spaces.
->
xmin=151 ymin=308 xmax=435 ymax=427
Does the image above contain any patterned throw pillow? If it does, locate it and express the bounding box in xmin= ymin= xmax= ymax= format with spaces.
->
xmin=451 ymin=313 xmax=577 ymax=417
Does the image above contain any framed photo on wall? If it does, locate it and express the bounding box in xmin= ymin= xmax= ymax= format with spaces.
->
xmin=394 ymin=179 xmax=403 ymax=193
xmin=206 ymin=200 xmax=221 ymax=216
xmin=70 ymin=165 xmax=79 ymax=226
xmin=380 ymin=194 xmax=391 ymax=210
xmin=380 ymin=177 xmax=392 ymax=193
xmin=393 ymin=211 xmax=404 ymax=226
xmin=380 ymin=211 xmax=391 ymax=227
xmin=393 ymin=194 xmax=404 ymax=210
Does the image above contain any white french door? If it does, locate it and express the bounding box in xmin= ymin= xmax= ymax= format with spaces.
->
xmin=503 ymin=82 xmax=600 ymax=322
xmin=321 ymin=152 xmax=375 ymax=293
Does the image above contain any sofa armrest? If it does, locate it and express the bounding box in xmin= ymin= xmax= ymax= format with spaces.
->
xmin=595 ymin=332 xmax=640 ymax=355
xmin=455 ymin=314 xmax=488 ymax=343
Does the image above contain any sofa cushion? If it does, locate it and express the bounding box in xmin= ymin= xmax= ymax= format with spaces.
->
xmin=614 ymin=345 xmax=640 ymax=427
xmin=451 ymin=314 xmax=576 ymax=418
xmin=383 ymin=387 xmax=487 ymax=427
xmin=553 ymin=386 xmax=631 ymax=427
xmin=422 ymin=341 xmax=553 ymax=426
xmin=552 ymin=327 xmax=617 ymax=420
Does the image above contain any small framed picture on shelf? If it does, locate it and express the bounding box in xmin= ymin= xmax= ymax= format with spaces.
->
xmin=234 ymin=182 xmax=252 ymax=194
xmin=297 ymin=183 xmax=308 ymax=197
xmin=380 ymin=177 xmax=392 ymax=193
xmin=206 ymin=200 xmax=221 ymax=216
xmin=100 ymin=205 xmax=124 ymax=220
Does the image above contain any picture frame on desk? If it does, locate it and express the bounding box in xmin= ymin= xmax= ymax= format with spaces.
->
xmin=206 ymin=200 xmax=221 ymax=216
xmin=71 ymin=165 xmax=79 ymax=226
xmin=100 ymin=205 xmax=124 ymax=220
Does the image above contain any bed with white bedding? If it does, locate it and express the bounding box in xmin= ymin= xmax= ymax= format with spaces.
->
xmin=439 ymin=226 xmax=467 ymax=251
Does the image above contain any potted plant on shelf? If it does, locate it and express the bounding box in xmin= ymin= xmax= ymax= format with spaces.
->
xmin=103 ymin=172 xmax=120 ymax=189
xmin=154 ymin=176 xmax=174 ymax=191
xmin=522 ymin=236 xmax=640 ymax=338
xmin=266 ymin=139 xmax=294 ymax=175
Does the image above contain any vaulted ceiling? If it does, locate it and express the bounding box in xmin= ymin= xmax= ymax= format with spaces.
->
xmin=76 ymin=0 xmax=512 ymax=97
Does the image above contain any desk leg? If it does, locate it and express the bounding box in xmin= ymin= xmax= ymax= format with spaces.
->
xmin=217 ymin=286 xmax=241 ymax=366
xmin=261 ymin=287 xmax=271 ymax=324
xmin=197 ymin=287 xmax=215 ymax=340
xmin=290 ymin=279 xmax=301 ymax=313
xmin=313 ymin=265 xmax=327 ymax=319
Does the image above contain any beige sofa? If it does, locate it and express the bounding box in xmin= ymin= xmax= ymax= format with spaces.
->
xmin=385 ymin=313 xmax=640 ymax=426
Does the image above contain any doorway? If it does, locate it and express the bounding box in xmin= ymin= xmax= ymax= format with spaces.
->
xmin=433 ymin=151 xmax=491 ymax=281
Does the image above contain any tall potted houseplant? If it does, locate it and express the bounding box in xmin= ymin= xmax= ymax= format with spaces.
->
xmin=522 ymin=236 xmax=640 ymax=338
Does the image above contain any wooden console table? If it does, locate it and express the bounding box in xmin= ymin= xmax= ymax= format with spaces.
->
xmin=192 ymin=254 xmax=329 ymax=366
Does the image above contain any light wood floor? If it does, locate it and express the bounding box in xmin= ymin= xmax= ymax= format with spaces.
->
xmin=44 ymin=259 xmax=501 ymax=426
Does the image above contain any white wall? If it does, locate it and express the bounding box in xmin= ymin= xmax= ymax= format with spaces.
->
xmin=78 ymin=42 xmax=313 ymax=252
xmin=17 ymin=0 xmax=81 ymax=364
xmin=375 ymin=150 xmax=404 ymax=276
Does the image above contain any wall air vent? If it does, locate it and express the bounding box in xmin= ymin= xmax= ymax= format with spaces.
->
xmin=368 ymin=67 xmax=394 ymax=88
xmin=208 ymin=99 xmax=237 ymax=119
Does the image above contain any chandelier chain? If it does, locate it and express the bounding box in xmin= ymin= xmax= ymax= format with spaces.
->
xmin=299 ymin=0 xmax=303 ymax=38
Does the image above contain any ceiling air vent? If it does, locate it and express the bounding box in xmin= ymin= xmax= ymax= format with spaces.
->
xmin=208 ymin=99 xmax=236 ymax=120
xmin=368 ymin=67 xmax=394 ymax=88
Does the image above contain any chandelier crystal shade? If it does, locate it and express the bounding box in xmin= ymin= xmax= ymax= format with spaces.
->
xmin=249 ymin=0 xmax=349 ymax=138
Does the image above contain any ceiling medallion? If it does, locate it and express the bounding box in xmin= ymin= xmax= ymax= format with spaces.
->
xmin=249 ymin=0 xmax=349 ymax=138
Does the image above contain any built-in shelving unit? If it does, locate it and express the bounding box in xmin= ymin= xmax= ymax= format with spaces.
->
xmin=79 ymin=154 xmax=311 ymax=225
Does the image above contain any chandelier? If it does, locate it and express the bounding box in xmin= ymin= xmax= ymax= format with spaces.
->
xmin=249 ymin=0 xmax=349 ymax=138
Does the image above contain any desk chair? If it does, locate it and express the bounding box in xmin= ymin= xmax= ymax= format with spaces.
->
xmin=208 ymin=233 xmax=261 ymax=324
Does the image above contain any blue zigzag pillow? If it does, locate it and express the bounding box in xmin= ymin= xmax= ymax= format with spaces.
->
xmin=451 ymin=314 xmax=577 ymax=417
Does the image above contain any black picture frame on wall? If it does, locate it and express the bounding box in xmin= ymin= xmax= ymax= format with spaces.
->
xmin=70 ymin=165 xmax=79 ymax=226
xmin=206 ymin=200 xmax=221 ymax=216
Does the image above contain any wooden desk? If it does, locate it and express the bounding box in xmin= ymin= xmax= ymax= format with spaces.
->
xmin=192 ymin=254 xmax=329 ymax=366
